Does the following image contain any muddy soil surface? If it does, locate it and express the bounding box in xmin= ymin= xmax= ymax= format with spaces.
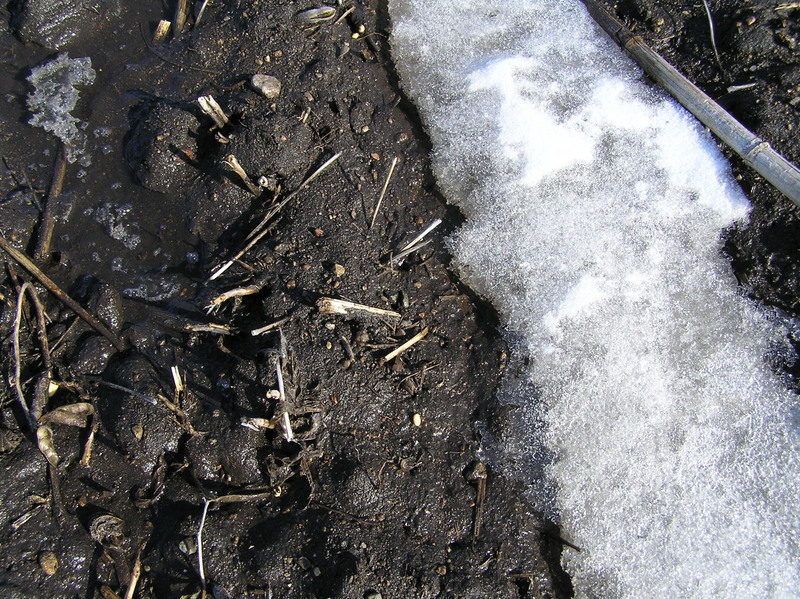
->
xmin=0 ymin=2 xmax=568 ymax=598
xmin=0 ymin=1 xmax=796 ymax=599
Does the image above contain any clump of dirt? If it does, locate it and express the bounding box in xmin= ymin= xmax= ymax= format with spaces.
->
xmin=0 ymin=2 xmax=571 ymax=598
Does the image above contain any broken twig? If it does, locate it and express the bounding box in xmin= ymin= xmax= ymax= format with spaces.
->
xmin=206 ymin=285 xmax=263 ymax=314
xmin=580 ymin=0 xmax=800 ymax=207
xmin=209 ymin=153 xmax=342 ymax=280
xmin=197 ymin=95 xmax=229 ymax=129
xmin=123 ymin=547 xmax=143 ymax=599
xmin=80 ymin=410 xmax=98 ymax=467
xmin=389 ymin=239 xmax=432 ymax=265
xmin=34 ymin=143 xmax=67 ymax=261
xmin=467 ymin=461 xmax=488 ymax=539
xmin=334 ymin=6 xmax=356 ymax=25
xmin=317 ymin=297 xmax=401 ymax=319
xmin=251 ymin=316 xmax=291 ymax=336
xmin=12 ymin=282 xmax=50 ymax=428
xmin=400 ymin=219 xmax=441 ymax=253
xmin=152 ymin=19 xmax=171 ymax=43
xmin=700 ymin=0 xmax=723 ymax=71
xmin=224 ymin=154 xmax=261 ymax=195
xmin=370 ymin=156 xmax=398 ymax=229
xmin=97 ymin=381 xmax=157 ymax=405
xmin=197 ymin=498 xmax=210 ymax=592
xmin=0 ymin=235 xmax=127 ymax=352
xmin=382 ymin=326 xmax=429 ymax=363
xmin=275 ymin=329 xmax=294 ymax=442
xmin=195 ymin=0 xmax=211 ymax=27
xmin=185 ymin=323 xmax=234 ymax=335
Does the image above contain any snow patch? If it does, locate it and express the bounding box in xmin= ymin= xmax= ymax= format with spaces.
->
xmin=389 ymin=0 xmax=800 ymax=597
xmin=27 ymin=53 xmax=95 ymax=166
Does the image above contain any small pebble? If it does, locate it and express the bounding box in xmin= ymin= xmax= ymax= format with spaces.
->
xmin=364 ymin=591 xmax=382 ymax=599
xmin=39 ymin=551 xmax=58 ymax=576
xmin=251 ymin=74 xmax=282 ymax=98
xmin=412 ymin=413 xmax=422 ymax=427
xmin=179 ymin=537 xmax=197 ymax=555
xmin=333 ymin=263 xmax=345 ymax=277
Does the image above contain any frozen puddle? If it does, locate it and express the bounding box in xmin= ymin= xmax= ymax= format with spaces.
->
xmin=389 ymin=0 xmax=800 ymax=597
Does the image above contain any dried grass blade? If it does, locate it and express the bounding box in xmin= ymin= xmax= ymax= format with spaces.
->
xmin=209 ymin=153 xmax=341 ymax=281
xmin=370 ymin=156 xmax=398 ymax=229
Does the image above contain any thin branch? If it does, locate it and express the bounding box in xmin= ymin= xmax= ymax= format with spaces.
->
xmin=370 ymin=157 xmax=398 ymax=229
xmin=0 ymin=235 xmax=127 ymax=352
xmin=382 ymin=327 xmax=429 ymax=363
xmin=251 ymin=316 xmax=291 ymax=336
xmin=275 ymin=330 xmax=294 ymax=442
xmin=400 ymin=219 xmax=442 ymax=253
xmin=390 ymin=239 xmax=432 ymax=265
xmin=700 ymin=0 xmax=722 ymax=71
xmin=317 ymin=297 xmax=401 ymax=319
xmin=209 ymin=153 xmax=341 ymax=281
xmin=12 ymin=284 xmax=36 ymax=429
xmin=123 ymin=547 xmax=143 ymax=599
xmin=35 ymin=143 xmax=67 ymax=261
xmin=197 ymin=498 xmax=210 ymax=591
xmin=97 ymin=381 xmax=158 ymax=405
xmin=195 ymin=0 xmax=211 ymax=27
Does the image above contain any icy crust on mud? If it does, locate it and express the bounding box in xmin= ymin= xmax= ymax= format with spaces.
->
xmin=27 ymin=53 xmax=95 ymax=165
xmin=389 ymin=0 xmax=800 ymax=597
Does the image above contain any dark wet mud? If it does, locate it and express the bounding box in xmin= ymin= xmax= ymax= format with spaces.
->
xmin=0 ymin=2 xmax=568 ymax=598
xmin=0 ymin=1 xmax=796 ymax=599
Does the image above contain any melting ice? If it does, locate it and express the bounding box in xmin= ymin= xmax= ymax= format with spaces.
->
xmin=389 ymin=0 xmax=800 ymax=597
xmin=27 ymin=53 xmax=95 ymax=166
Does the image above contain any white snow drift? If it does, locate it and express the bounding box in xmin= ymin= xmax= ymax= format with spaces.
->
xmin=389 ymin=0 xmax=800 ymax=597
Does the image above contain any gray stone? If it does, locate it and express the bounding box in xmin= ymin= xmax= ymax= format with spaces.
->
xmin=251 ymin=74 xmax=282 ymax=99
